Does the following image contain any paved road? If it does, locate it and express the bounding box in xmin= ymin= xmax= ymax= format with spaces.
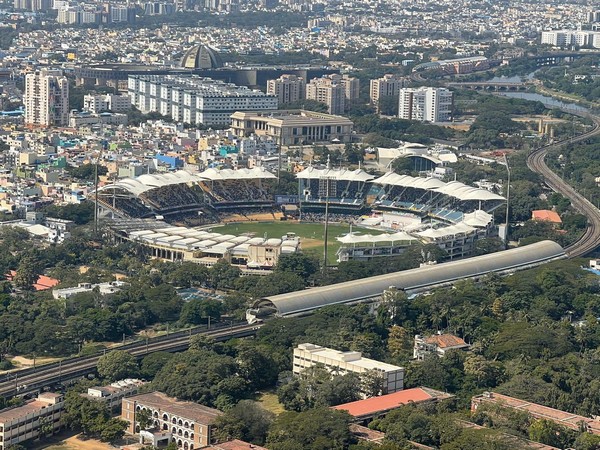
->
xmin=527 ymin=113 xmax=600 ymax=257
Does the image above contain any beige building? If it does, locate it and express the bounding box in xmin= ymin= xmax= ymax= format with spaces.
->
xmin=24 ymin=69 xmax=69 ymax=127
xmin=122 ymin=392 xmax=222 ymax=449
xmin=369 ymin=74 xmax=409 ymax=109
xmin=266 ymin=74 xmax=306 ymax=105
xmin=293 ymin=343 xmax=405 ymax=394
xmin=306 ymin=76 xmax=346 ymax=114
xmin=0 ymin=393 xmax=64 ymax=450
xmin=230 ymin=109 xmax=354 ymax=146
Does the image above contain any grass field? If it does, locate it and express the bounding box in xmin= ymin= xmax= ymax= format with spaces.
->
xmin=213 ymin=221 xmax=382 ymax=265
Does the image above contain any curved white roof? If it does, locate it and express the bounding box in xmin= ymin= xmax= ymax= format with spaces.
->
xmin=296 ymin=167 xmax=375 ymax=183
xmin=337 ymin=232 xmax=418 ymax=245
xmin=433 ymin=181 xmax=505 ymax=202
xmin=463 ymin=210 xmax=493 ymax=227
xmin=415 ymin=222 xmax=476 ymax=240
xmin=372 ymin=172 xmax=446 ymax=190
xmin=200 ymin=166 xmax=276 ymax=181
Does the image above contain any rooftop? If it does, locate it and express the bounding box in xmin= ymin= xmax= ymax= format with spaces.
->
xmin=532 ymin=209 xmax=562 ymax=224
xmin=424 ymin=334 xmax=469 ymax=349
xmin=296 ymin=343 xmax=403 ymax=373
xmin=127 ymin=392 xmax=222 ymax=425
xmin=333 ymin=387 xmax=452 ymax=418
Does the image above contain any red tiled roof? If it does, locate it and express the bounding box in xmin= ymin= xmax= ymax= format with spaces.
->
xmin=532 ymin=210 xmax=562 ymax=224
xmin=333 ymin=388 xmax=438 ymax=418
xmin=6 ymin=271 xmax=59 ymax=291
xmin=424 ymin=334 xmax=468 ymax=349
xmin=210 ymin=440 xmax=268 ymax=450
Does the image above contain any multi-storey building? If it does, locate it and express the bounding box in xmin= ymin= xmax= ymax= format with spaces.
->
xmin=128 ymin=75 xmax=277 ymax=126
xmin=369 ymin=74 xmax=409 ymax=108
xmin=121 ymin=391 xmax=222 ymax=449
xmin=305 ymin=74 xmax=359 ymax=114
xmin=230 ymin=109 xmax=354 ymax=146
xmin=541 ymin=30 xmax=600 ymax=48
xmin=83 ymin=93 xmax=131 ymax=113
xmin=24 ymin=69 xmax=69 ymax=127
xmin=266 ymin=74 xmax=305 ymax=105
xmin=0 ymin=393 xmax=64 ymax=450
xmin=84 ymin=379 xmax=145 ymax=410
xmin=293 ymin=343 xmax=405 ymax=394
xmin=398 ymin=87 xmax=453 ymax=123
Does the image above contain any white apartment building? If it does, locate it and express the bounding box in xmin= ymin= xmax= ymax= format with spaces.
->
xmin=266 ymin=74 xmax=305 ymax=105
xmin=370 ymin=74 xmax=409 ymax=106
xmin=83 ymin=93 xmax=131 ymax=113
xmin=128 ymin=75 xmax=277 ymax=126
xmin=52 ymin=280 xmax=128 ymax=299
xmin=85 ymin=379 xmax=145 ymax=410
xmin=293 ymin=343 xmax=405 ymax=394
xmin=398 ymin=87 xmax=453 ymax=123
xmin=0 ymin=393 xmax=64 ymax=450
xmin=541 ymin=30 xmax=600 ymax=48
xmin=24 ymin=69 xmax=69 ymax=127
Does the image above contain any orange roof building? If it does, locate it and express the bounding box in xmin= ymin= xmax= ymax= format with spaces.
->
xmin=414 ymin=333 xmax=469 ymax=360
xmin=332 ymin=387 xmax=452 ymax=420
xmin=6 ymin=271 xmax=59 ymax=291
xmin=531 ymin=210 xmax=562 ymax=224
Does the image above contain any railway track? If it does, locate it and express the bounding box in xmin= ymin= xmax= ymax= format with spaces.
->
xmin=526 ymin=113 xmax=600 ymax=257
xmin=0 ymin=323 xmax=261 ymax=398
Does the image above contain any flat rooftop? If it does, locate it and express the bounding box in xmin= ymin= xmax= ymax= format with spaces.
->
xmin=296 ymin=343 xmax=403 ymax=372
xmin=127 ymin=392 xmax=222 ymax=425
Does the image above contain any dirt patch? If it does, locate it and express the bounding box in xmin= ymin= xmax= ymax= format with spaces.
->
xmin=11 ymin=356 xmax=60 ymax=368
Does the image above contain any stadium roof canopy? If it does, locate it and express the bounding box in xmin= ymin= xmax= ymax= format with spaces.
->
xmin=98 ymin=167 xmax=276 ymax=196
xmin=372 ymin=172 xmax=446 ymax=190
xmin=463 ymin=210 xmax=493 ymax=227
xmin=336 ymin=231 xmax=418 ymax=245
xmin=415 ymin=222 xmax=476 ymax=240
xmin=251 ymin=240 xmax=565 ymax=317
xmin=296 ymin=167 xmax=375 ymax=183
xmin=432 ymin=181 xmax=505 ymax=201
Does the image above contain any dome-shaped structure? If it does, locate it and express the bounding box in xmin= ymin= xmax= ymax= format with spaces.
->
xmin=180 ymin=45 xmax=223 ymax=69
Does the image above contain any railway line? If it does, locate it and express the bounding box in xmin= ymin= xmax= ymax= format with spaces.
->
xmin=0 ymin=322 xmax=261 ymax=399
xmin=526 ymin=113 xmax=600 ymax=258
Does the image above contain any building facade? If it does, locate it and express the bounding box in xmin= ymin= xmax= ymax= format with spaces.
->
xmin=306 ymin=76 xmax=345 ymax=114
xmin=230 ymin=109 xmax=354 ymax=146
xmin=398 ymin=87 xmax=453 ymax=122
xmin=24 ymin=70 xmax=69 ymax=127
xmin=369 ymin=74 xmax=409 ymax=108
xmin=128 ymin=75 xmax=277 ymax=126
xmin=293 ymin=343 xmax=405 ymax=394
xmin=541 ymin=30 xmax=600 ymax=48
xmin=83 ymin=93 xmax=131 ymax=113
xmin=85 ymin=379 xmax=145 ymax=410
xmin=122 ymin=392 xmax=222 ymax=449
xmin=266 ymin=74 xmax=306 ymax=105
xmin=0 ymin=393 xmax=64 ymax=450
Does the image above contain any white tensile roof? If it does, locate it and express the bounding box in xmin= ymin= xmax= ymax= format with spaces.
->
xmin=98 ymin=167 xmax=276 ymax=196
xmin=372 ymin=172 xmax=446 ymax=190
xmin=432 ymin=181 xmax=505 ymax=202
xmin=296 ymin=167 xmax=375 ymax=183
xmin=336 ymin=231 xmax=418 ymax=245
xmin=415 ymin=222 xmax=477 ymax=240
xmin=463 ymin=210 xmax=493 ymax=227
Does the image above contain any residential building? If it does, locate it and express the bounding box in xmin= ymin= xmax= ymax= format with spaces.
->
xmin=306 ymin=76 xmax=346 ymax=114
xmin=84 ymin=379 xmax=145 ymax=410
xmin=541 ymin=30 xmax=600 ymax=48
xmin=121 ymin=391 xmax=222 ymax=448
xmin=369 ymin=74 xmax=409 ymax=108
xmin=83 ymin=93 xmax=131 ymax=113
xmin=293 ymin=343 xmax=405 ymax=394
xmin=0 ymin=392 xmax=64 ymax=450
xmin=471 ymin=392 xmax=600 ymax=435
xmin=128 ymin=75 xmax=277 ymax=126
xmin=333 ymin=387 xmax=453 ymax=420
xmin=266 ymin=74 xmax=306 ymax=105
xmin=230 ymin=109 xmax=354 ymax=146
xmin=413 ymin=333 xmax=470 ymax=360
xmin=24 ymin=70 xmax=69 ymax=127
xmin=531 ymin=209 xmax=562 ymax=226
xmin=398 ymin=87 xmax=453 ymax=122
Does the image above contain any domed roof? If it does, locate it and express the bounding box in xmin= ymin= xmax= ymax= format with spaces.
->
xmin=181 ymin=45 xmax=223 ymax=70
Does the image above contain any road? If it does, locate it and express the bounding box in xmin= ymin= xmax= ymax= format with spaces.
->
xmin=527 ymin=113 xmax=600 ymax=257
xmin=0 ymin=322 xmax=261 ymax=399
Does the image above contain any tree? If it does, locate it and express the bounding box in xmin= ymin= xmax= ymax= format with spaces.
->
xmin=214 ymin=400 xmax=274 ymax=445
xmin=528 ymin=419 xmax=574 ymax=449
xmin=179 ymin=299 xmax=223 ymax=325
xmin=266 ymin=407 xmax=356 ymax=450
xmin=275 ymin=253 xmax=319 ymax=282
xmin=13 ymin=257 xmax=42 ymax=291
xmin=136 ymin=408 xmax=153 ymax=431
xmin=140 ymin=352 xmax=174 ymax=379
xmin=97 ymin=350 xmax=138 ymax=381
xmin=100 ymin=418 xmax=128 ymax=443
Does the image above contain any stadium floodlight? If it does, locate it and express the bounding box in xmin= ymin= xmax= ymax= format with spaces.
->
xmin=321 ymin=174 xmax=335 ymax=272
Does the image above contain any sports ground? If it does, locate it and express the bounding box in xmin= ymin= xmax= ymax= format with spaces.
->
xmin=214 ymin=221 xmax=383 ymax=264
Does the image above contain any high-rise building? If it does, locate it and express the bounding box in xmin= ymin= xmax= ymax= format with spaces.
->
xmin=83 ymin=93 xmax=131 ymax=113
xmin=266 ymin=74 xmax=305 ymax=105
xmin=370 ymin=74 xmax=409 ymax=107
xmin=541 ymin=30 xmax=600 ymax=48
xmin=306 ymin=75 xmax=352 ymax=115
xmin=398 ymin=87 xmax=453 ymax=123
xmin=24 ymin=69 xmax=69 ymax=127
